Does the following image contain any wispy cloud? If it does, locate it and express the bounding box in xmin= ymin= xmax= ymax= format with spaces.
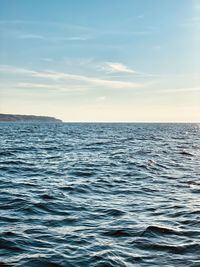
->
xmin=15 ymin=82 xmax=87 ymax=92
xmin=163 ymin=87 xmax=200 ymax=93
xmin=0 ymin=65 xmax=143 ymax=90
xmin=64 ymin=36 xmax=88 ymax=41
xmin=99 ymin=62 xmax=159 ymax=78
xmin=0 ymin=19 xmax=91 ymax=32
xmin=181 ymin=16 xmax=200 ymax=28
xmin=17 ymin=33 xmax=89 ymax=41
xmin=16 ymin=82 xmax=58 ymax=89
xmin=0 ymin=18 xmax=153 ymax=44
xmin=102 ymin=62 xmax=136 ymax=74
xmin=7 ymin=31 xmax=89 ymax=42
xmin=33 ymin=70 xmax=141 ymax=89
xmin=0 ymin=65 xmax=36 ymax=75
xmin=17 ymin=33 xmax=46 ymax=40
xmin=96 ymin=96 xmax=106 ymax=102
xmin=0 ymin=19 xmax=91 ymax=42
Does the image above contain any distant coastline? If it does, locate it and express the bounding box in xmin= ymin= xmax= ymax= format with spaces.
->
xmin=0 ymin=113 xmax=62 ymax=123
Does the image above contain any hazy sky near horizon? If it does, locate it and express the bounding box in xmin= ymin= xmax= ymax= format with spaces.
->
xmin=0 ymin=0 xmax=200 ymax=122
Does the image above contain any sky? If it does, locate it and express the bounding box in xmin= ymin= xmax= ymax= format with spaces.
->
xmin=0 ymin=0 xmax=200 ymax=122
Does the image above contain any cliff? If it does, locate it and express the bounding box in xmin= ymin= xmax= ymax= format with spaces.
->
xmin=0 ymin=114 xmax=62 ymax=123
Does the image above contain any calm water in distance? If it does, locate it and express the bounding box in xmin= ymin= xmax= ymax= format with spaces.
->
xmin=0 ymin=123 xmax=200 ymax=267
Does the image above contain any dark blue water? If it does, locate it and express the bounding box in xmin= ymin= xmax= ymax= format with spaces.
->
xmin=0 ymin=123 xmax=200 ymax=267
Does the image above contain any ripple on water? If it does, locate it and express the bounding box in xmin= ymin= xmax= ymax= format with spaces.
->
xmin=0 ymin=123 xmax=200 ymax=266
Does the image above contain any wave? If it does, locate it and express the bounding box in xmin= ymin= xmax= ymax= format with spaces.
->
xmin=0 ymin=123 xmax=199 ymax=266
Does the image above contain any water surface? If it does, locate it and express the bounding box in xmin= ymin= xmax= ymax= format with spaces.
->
xmin=0 ymin=123 xmax=200 ymax=266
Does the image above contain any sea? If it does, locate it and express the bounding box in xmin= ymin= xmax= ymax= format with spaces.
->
xmin=0 ymin=123 xmax=200 ymax=267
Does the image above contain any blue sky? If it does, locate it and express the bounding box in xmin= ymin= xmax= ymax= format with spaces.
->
xmin=0 ymin=0 xmax=200 ymax=122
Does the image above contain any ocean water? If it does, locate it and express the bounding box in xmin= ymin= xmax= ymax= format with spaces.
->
xmin=0 ymin=123 xmax=200 ymax=267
